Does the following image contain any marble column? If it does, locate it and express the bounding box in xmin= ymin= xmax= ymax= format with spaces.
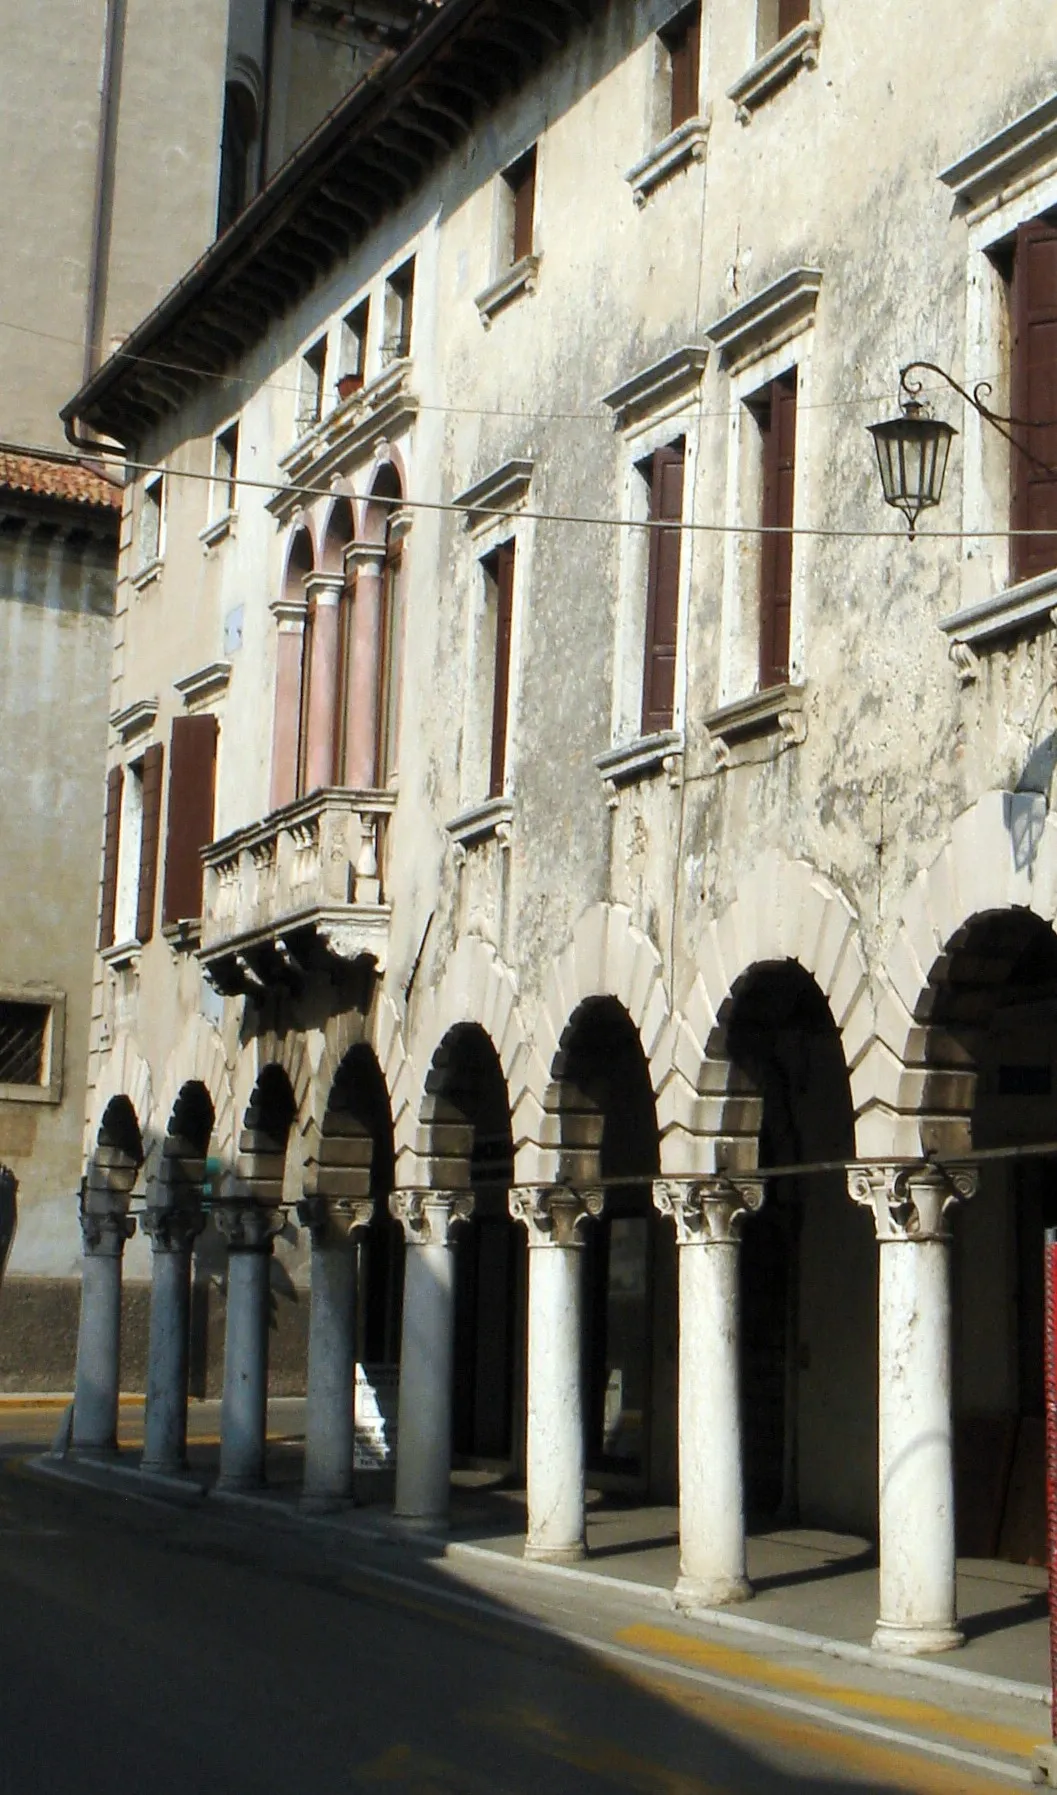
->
xmin=850 ymin=1162 xmax=977 ymax=1655
xmin=141 ymin=1203 xmax=205 ymax=1475
xmin=72 ymin=1207 xmax=136 ymax=1455
xmin=342 ymin=541 xmax=386 ymax=788
xmin=655 ymin=1176 xmax=763 ymax=1607
xmin=390 ymin=1189 xmax=473 ymax=1526
xmin=268 ymin=594 xmax=308 ymax=810
xmin=297 ymin=1193 xmax=373 ymax=1510
xmin=303 ymin=571 xmax=344 ymax=791
xmin=216 ymin=1203 xmax=284 ymax=1492
xmin=510 ymin=1185 xmax=603 ymax=1564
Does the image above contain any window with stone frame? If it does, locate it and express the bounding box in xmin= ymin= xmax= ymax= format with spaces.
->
xmin=660 ymin=3 xmax=702 ymax=133
xmin=0 ymin=994 xmax=64 ymax=1103
xmin=501 ymin=146 xmax=537 ymax=267
xmin=746 ymin=370 xmax=797 ymax=690
xmin=137 ymin=472 xmax=164 ymax=569
xmin=296 ymin=337 xmax=327 ymax=435
xmin=382 ymin=258 xmax=415 ymax=363
xmin=755 ymin=0 xmax=810 ymax=56
xmin=1004 ymin=215 xmax=1057 ymax=585
xmin=638 ymin=441 xmax=685 ymax=735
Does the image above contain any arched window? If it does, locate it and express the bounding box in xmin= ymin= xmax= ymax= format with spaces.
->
xmin=368 ymin=465 xmax=405 ymax=788
xmin=217 ymin=81 xmax=258 ymax=236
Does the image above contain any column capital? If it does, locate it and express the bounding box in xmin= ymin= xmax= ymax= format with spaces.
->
xmin=80 ymin=1208 xmax=136 ymax=1256
xmin=848 ymin=1162 xmax=978 ymax=1242
xmin=389 ymin=1188 xmax=473 ymax=1246
xmin=509 ymin=1185 xmax=603 ymax=1248
xmin=653 ymin=1177 xmax=764 ymax=1245
xmin=344 ymin=539 xmax=387 ymax=576
xmin=269 ymin=594 xmax=308 ymax=628
xmin=213 ymin=1202 xmax=286 ymax=1252
xmin=142 ymin=1204 xmax=205 ymax=1255
xmin=297 ymin=1193 xmax=374 ymax=1246
xmin=303 ymin=570 xmax=345 ymax=605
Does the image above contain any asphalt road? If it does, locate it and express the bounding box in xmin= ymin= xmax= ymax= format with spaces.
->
xmin=0 ymin=1413 xmax=1045 ymax=1793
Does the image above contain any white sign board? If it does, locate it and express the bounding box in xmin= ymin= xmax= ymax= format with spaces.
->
xmin=354 ymin=1362 xmax=399 ymax=1470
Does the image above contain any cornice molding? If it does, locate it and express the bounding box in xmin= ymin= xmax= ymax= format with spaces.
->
xmin=454 ymin=459 xmax=534 ymax=532
xmin=939 ymin=90 xmax=1057 ymax=221
xmin=602 ymin=345 xmax=709 ymax=432
xmin=110 ymin=696 xmax=159 ymax=743
xmin=705 ymin=268 xmax=822 ymax=373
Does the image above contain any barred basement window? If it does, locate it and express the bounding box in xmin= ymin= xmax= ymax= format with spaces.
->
xmin=0 ymin=995 xmax=64 ymax=1104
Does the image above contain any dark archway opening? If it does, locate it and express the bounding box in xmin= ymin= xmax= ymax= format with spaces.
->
xmin=932 ymin=910 xmax=1057 ymax=1562
xmin=321 ymin=1044 xmax=402 ymax=1367
xmin=726 ymin=962 xmax=866 ymax=1531
xmin=558 ymin=998 xmax=673 ymax=1502
xmin=164 ymin=1081 xmax=216 ymax=1401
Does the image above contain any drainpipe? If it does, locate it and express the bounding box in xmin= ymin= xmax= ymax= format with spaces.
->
xmin=83 ymin=0 xmax=127 ymax=388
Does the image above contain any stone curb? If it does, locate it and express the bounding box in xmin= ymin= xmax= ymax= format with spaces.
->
xmin=24 ymin=1459 xmax=1053 ymax=1710
xmin=26 ymin=1453 xmax=208 ymax=1505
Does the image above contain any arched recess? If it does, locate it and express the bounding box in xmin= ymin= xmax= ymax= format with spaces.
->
xmin=155 ymin=1017 xmax=234 ymax=1175
xmin=86 ymin=1034 xmax=153 ymax=1178
xmin=272 ymin=525 xmax=316 ymax=810
xmin=671 ymin=853 xmax=873 ymax=1171
xmin=318 ymin=497 xmax=355 ymax=576
xmin=401 ymin=936 xmax=537 ymax=1186
xmin=528 ymin=904 xmax=684 ymax=1183
xmin=161 ymin=1079 xmax=218 ymax=1401
xmin=238 ymin=1028 xmax=313 ymax=1178
xmin=236 ymin=1064 xmax=298 ymax=1208
xmin=420 ymin=1021 xmax=522 ymax=1469
xmin=85 ymin=1094 xmax=145 ymax=1211
xmin=548 ymin=995 xmax=675 ymax=1503
xmin=341 ymin=458 xmax=407 ymax=789
xmin=307 ymin=1043 xmax=403 ymax=1366
xmin=869 ymin=791 xmax=1057 ymax=1156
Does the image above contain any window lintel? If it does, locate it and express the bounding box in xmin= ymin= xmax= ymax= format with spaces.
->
xmin=705 ymin=267 xmax=821 ymax=374
xmin=940 ymin=90 xmax=1057 ymax=224
xmin=602 ymin=345 xmax=708 ymax=434
xmin=454 ymin=459 xmax=534 ymax=534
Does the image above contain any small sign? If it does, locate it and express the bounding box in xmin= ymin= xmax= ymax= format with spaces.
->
xmin=355 ymin=1362 xmax=399 ymax=1470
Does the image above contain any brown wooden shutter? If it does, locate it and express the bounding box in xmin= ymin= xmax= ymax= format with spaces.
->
xmin=162 ymin=715 xmax=218 ymax=925
xmin=669 ymin=8 xmax=701 ymax=132
xmin=759 ymin=373 xmax=797 ymax=690
xmin=641 ymin=445 xmax=684 ymax=735
xmin=777 ymin=0 xmax=810 ymax=37
xmin=1011 ymin=217 xmax=1057 ymax=584
xmin=512 ymin=150 xmax=536 ymax=263
xmin=98 ymin=765 xmax=123 ymax=950
xmin=136 ymin=743 xmax=164 ymax=944
xmin=489 ymin=542 xmax=516 ymax=799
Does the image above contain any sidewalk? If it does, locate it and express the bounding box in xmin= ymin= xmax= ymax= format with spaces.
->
xmin=15 ymin=1395 xmax=1053 ymax=1702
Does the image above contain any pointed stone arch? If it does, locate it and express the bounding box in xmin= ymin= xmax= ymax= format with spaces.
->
xmin=400 ymin=936 xmax=536 ymax=1184
xmin=233 ymin=1029 xmax=313 ymax=1196
xmin=670 ymin=852 xmax=873 ymax=1171
xmin=155 ymin=1017 xmax=235 ymax=1169
xmin=867 ymin=790 xmax=1057 ymax=1156
xmin=86 ymin=1033 xmax=153 ymax=1176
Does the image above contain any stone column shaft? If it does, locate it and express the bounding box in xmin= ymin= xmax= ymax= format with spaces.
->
xmin=72 ymin=1209 xmax=135 ymax=1455
xmin=216 ymin=1205 xmax=283 ymax=1492
xmin=655 ymin=1177 xmax=763 ymax=1607
xmin=343 ymin=543 xmax=385 ymax=788
xmin=850 ymin=1163 xmax=977 ymax=1656
xmin=303 ymin=573 xmax=344 ymax=791
xmin=142 ymin=1206 xmax=205 ymax=1475
xmin=299 ymin=1195 xmax=373 ymax=1509
xmin=511 ymin=1186 xmax=603 ymax=1565
xmin=269 ymin=597 xmax=307 ymax=810
xmin=391 ymin=1190 xmax=472 ymax=1526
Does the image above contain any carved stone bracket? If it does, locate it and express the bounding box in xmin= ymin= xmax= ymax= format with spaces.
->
xmin=213 ymin=1202 xmax=286 ymax=1252
xmin=141 ymin=1205 xmax=206 ymax=1255
xmin=948 ymin=640 xmax=980 ymax=685
xmin=508 ymin=1185 xmax=604 ymax=1248
xmin=847 ymin=1162 xmax=978 ymax=1242
xmin=80 ymin=1208 xmax=136 ymax=1256
xmin=389 ymin=1188 xmax=474 ymax=1247
xmin=653 ymin=1176 xmax=764 ymax=1244
xmin=296 ymin=1193 xmax=374 ymax=1248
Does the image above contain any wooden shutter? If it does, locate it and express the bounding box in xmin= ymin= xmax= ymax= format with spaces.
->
xmin=1011 ymin=217 xmax=1057 ymax=584
xmin=641 ymin=445 xmax=684 ymax=735
xmin=512 ymin=150 xmax=536 ymax=263
xmin=759 ymin=374 xmax=797 ymax=690
xmin=489 ymin=542 xmax=516 ymax=799
xmin=669 ymin=8 xmax=701 ymax=132
xmin=98 ymin=765 xmax=123 ymax=950
xmin=136 ymin=743 xmax=164 ymax=944
xmin=777 ymin=0 xmax=810 ymax=37
xmin=162 ymin=715 xmax=218 ymax=926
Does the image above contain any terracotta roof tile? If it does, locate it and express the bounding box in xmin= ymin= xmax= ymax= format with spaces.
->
xmin=0 ymin=449 xmax=122 ymax=510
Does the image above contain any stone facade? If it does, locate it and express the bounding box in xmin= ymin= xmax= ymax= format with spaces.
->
xmin=62 ymin=0 xmax=1057 ymax=1652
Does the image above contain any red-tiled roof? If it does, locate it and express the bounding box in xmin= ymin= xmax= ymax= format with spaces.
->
xmin=0 ymin=449 xmax=122 ymax=510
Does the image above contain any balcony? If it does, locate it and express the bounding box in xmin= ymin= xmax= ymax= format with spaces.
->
xmin=200 ymin=788 xmax=395 ymax=994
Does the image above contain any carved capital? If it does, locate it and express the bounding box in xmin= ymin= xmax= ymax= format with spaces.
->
xmin=508 ymin=1185 xmax=604 ymax=1248
xmin=847 ymin=1162 xmax=977 ymax=1242
xmin=653 ymin=1176 xmax=764 ymax=1244
xmin=80 ymin=1208 xmax=136 ymax=1256
xmin=389 ymin=1188 xmax=474 ymax=1247
xmin=297 ymin=1193 xmax=374 ymax=1247
xmin=142 ymin=1205 xmax=205 ymax=1255
xmin=213 ymin=1202 xmax=286 ymax=1252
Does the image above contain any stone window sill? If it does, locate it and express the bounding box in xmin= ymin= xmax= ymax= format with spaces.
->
xmin=445 ymin=796 xmax=514 ymax=853
xmin=162 ymin=917 xmax=202 ymax=954
xmin=199 ymin=510 xmax=237 ymax=549
xmin=130 ymin=557 xmax=163 ymax=593
xmin=625 ymin=113 xmax=711 ymax=207
xmin=727 ymin=21 xmax=822 ymax=123
xmin=174 ymin=660 xmax=232 ymax=710
xmin=475 ymin=255 xmax=540 ymax=328
xmin=100 ymin=939 xmax=142 ymax=972
xmin=594 ymin=730 xmax=683 ymax=804
xmin=702 ymin=683 xmax=806 ymax=770
xmin=110 ymin=696 xmax=159 ymax=745
xmin=0 ymin=1080 xmax=61 ymax=1107
xmin=940 ymin=566 xmax=1057 ymax=682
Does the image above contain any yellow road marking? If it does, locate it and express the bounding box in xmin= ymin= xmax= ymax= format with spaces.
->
xmin=617 ymin=1623 xmax=1039 ymax=1759
xmin=470 ymin=1700 xmax=734 ymax=1794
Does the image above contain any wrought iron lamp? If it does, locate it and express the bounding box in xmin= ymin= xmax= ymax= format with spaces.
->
xmin=868 ymin=367 xmax=957 ymax=537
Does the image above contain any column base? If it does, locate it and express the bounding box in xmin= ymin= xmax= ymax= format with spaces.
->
xmin=140 ymin=1456 xmax=188 ymax=1479
xmin=393 ymin=1512 xmax=448 ymax=1533
xmin=524 ymin=1540 xmax=586 ymax=1565
xmin=871 ymin=1619 xmax=964 ymax=1656
xmin=674 ymin=1571 xmax=753 ymax=1610
xmin=1031 ymin=1742 xmax=1057 ymax=1785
